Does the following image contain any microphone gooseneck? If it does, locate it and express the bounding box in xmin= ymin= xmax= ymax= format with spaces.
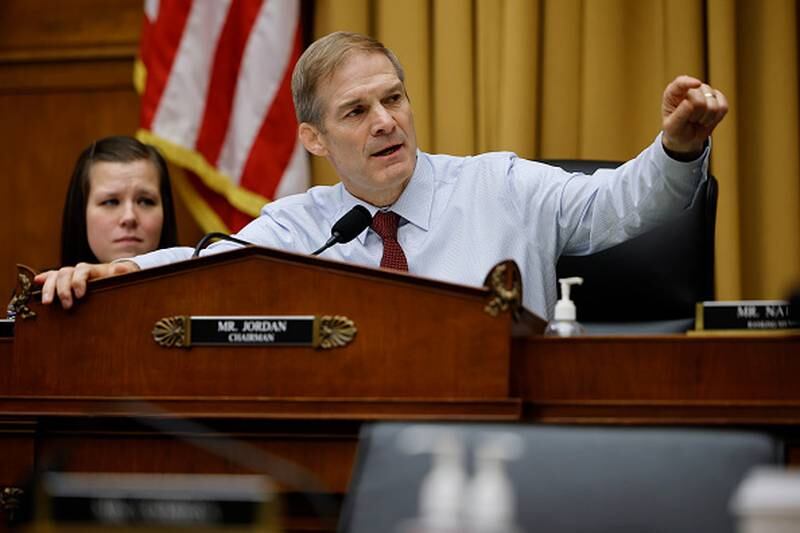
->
xmin=312 ymin=205 xmax=373 ymax=256
xmin=192 ymin=232 xmax=254 ymax=258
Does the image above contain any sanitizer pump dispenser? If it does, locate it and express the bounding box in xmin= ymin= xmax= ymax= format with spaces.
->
xmin=418 ymin=432 xmax=466 ymax=531
xmin=462 ymin=433 xmax=523 ymax=533
xmin=544 ymin=276 xmax=586 ymax=337
xmin=398 ymin=427 xmax=467 ymax=532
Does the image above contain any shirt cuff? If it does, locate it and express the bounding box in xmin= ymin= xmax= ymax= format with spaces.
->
xmin=655 ymin=131 xmax=710 ymax=184
xmin=125 ymin=246 xmax=195 ymax=270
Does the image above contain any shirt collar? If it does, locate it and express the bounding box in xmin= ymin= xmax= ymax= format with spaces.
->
xmin=334 ymin=151 xmax=434 ymax=245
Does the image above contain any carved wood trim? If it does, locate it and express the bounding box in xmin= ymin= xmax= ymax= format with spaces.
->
xmin=0 ymin=397 xmax=522 ymax=421
xmin=0 ymin=45 xmax=137 ymax=63
xmin=0 ymin=486 xmax=23 ymax=522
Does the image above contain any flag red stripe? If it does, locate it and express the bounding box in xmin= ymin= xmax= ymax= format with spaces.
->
xmin=139 ymin=0 xmax=194 ymax=130
xmin=194 ymin=0 xmax=264 ymax=165
xmin=239 ymin=23 xmax=303 ymax=199
xmin=185 ymin=171 xmax=255 ymax=232
xmin=141 ymin=1 xmax=308 ymax=232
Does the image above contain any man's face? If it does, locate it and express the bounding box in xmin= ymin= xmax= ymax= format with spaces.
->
xmin=299 ymin=52 xmax=418 ymax=206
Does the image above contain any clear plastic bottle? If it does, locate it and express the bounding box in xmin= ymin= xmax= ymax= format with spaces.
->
xmin=462 ymin=433 xmax=523 ymax=533
xmin=544 ymin=277 xmax=586 ymax=337
xmin=397 ymin=427 xmax=467 ymax=533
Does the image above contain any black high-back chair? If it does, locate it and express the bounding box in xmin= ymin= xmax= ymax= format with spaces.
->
xmin=546 ymin=160 xmax=718 ymax=333
xmin=341 ymin=423 xmax=781 ymax=533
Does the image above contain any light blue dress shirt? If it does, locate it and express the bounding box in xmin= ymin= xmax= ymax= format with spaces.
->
xmin=134 ymin=132 xmax=708 ymax=318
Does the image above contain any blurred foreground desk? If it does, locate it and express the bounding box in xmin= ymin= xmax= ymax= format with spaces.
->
xmin=1 ymin=248 xmax=798 ymax=531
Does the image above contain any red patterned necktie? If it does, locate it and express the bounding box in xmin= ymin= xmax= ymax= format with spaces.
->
xmin=371 ymin=211 xmax=408 ymax=271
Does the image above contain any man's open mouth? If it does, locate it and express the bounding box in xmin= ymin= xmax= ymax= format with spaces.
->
xmin=372 ymin=144 xmax=402 ymax=157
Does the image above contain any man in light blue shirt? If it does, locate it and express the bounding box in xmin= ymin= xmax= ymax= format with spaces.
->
xmin=39 ymin=32 xmax=728 ymax=319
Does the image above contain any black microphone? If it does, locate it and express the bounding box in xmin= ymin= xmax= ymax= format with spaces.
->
xmin=192 ymin=232 xmax=254 ymax=258
xmin=312 ymin=205 xmax=373 ymax=256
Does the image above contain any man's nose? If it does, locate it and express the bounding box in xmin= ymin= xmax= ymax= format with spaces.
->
xmin=370 ymin=104 xmax=396 ymax=136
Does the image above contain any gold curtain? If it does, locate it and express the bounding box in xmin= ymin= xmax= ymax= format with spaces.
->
xmin=312 ymin=0 xmax=800 ymax=300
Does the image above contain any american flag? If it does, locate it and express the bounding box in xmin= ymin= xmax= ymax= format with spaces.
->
xmin=135 ymin=0 xmax=308 ymax=232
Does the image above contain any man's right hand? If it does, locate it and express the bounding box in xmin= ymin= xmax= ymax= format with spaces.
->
xmin=34 ymin=261 xmax=140 ymax=309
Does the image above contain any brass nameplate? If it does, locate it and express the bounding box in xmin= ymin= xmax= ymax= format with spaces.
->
xmin=152 ymin=315 xmax=356 ymax=350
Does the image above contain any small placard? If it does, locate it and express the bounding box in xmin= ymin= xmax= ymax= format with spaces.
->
xmin=152 ymin=315 xmax=356 ymax=350
xmin=193 ymin=316 xmax=315 ymax=346
xmin=38 ymin=473 xmax=277 ymax=531
xmin=0 ymin=319 xmax=13 ymax=338
xmin=696 ymin=300 xmax=798 ymax=331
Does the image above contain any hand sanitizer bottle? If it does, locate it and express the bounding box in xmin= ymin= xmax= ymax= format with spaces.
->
xmin=398 ymin=426 xmax=467 ymax=532
xmin=418 ymin=432 xmax=467 ymax=532
xmin=462 ymin=433 xmax=523 ymax=533
xmin=544 ymin=276 xmax=586 ymax=337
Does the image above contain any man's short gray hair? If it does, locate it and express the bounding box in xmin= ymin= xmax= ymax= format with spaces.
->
xmin=291 ymin=31 xmax=405 ymax=127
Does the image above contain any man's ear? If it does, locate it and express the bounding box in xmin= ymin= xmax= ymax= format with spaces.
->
xmin=298 ymin=122 xmax=328 ymax=157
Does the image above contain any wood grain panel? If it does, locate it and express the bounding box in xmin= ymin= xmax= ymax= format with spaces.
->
xmin=9 ymin=248 xmax=514 ymax=399
xmin=513 ymin=334 xmax=800 ymax=424
xmin=0 ymin=398 xmax=521 ymax=421
xmin=0 ymin=59 xmax=137 ymax=92
xmin=0 ymin=0 xmax=141 ymax=61
xmin=0 ymin=340 xmax=11 ymax=411
xmin=0 ymin=420 xmax=34 ymax=484
xmin=37 ymin=427 xmax=358 ymax=493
